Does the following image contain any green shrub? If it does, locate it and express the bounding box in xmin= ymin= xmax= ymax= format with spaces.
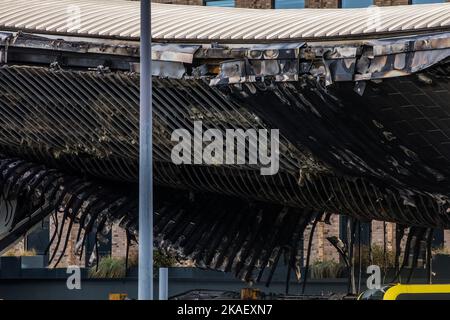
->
xmin=154 ymin=250 xmax=177 ymax=268
xmin=308 ymin=244 xmax=397 ymax=280
xmin=89 ymin=256 xmax=127 ymax=278
xmin=356 ymin=244 xmax=396 ymax=268
xmin=310 ymin=260 xmax=346 ymax=279
xmin=89 ymin=249 xmax=177 ymax=279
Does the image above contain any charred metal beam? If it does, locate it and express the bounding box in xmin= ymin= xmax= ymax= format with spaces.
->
xmin=0 ymin=14 xmax=449 ymax=287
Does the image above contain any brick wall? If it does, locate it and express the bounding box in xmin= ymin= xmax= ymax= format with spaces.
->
xmin=371 ymin=220 xmax=395 ymax=251
xmin=322 ymin=215 xmax=340 ymax=261
xmin=152 ymin=0 xmax=204 ymax=5
xmin=444 ymin=230 xmax=450 ymax=251
xmin=303 ymin=221 xmax=323 ymax=263
xmin=305 ymin=0 xmax=340 ymax=8
xmin=374 ymin=0 xmax=410 ymax=5
xmin=151 ymin=0 xmax=447 ymax=8
xmin=305 ymin=0 xmax=412 ymax=8
xmin=1 ymin=238 xmax=25 ymax=256
xmin=303 ymin=218 xmax=403 ymax=265
xmin=111 ymin=223 xmax=138 ymax=260
xmin=6 ymin=217 xmax=450 ymax=268
xmin=48 ymin=212 xmax=86 ymax=268
xmin=303 ymin=215 xmax=340 ymax=263
xmin=235 ymin=0 xmax=273 ymax=8
xmin=48 ymin=214 xmax=136 ymax=268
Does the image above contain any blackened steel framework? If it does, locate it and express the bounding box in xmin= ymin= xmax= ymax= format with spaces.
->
xmin=0 ymin=19 xmax=449 ymax=285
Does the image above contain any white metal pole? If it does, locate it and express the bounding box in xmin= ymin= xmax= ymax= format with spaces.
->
xmin=159 ymin=268 xmax=169 ymax=300
xmin=138 ymin=0 xmax=153 ymax=300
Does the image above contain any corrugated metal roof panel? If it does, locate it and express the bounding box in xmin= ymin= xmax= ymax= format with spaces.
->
xmin=0 ymin=0 xmax=448 ymax=41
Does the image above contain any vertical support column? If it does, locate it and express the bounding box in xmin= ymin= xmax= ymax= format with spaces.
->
xmin=159 ymin=268 xmax=169 ymax=300
xmin=138 ymin=0 xmax=154 ymax=301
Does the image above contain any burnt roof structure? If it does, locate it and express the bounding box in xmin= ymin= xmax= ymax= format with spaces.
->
xmin=0 ymin=0 xmax=449 ymax=286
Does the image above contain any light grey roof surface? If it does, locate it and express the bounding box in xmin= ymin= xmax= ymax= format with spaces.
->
xmin=0 ymin=0 xmax=449 ymax=41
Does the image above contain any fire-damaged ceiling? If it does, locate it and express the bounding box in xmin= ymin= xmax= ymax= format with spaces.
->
xmin=0 ymin=0 xmax=449 ymax=286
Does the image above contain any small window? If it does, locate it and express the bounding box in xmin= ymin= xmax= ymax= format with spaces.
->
xmin=205 ymin=0 xmax=235 ymax=7
xmin=341 ymin=0 xmax=373 ymax=8
xmin=26 ymin=217 xmax=50 ymax=256
xmin=411 ymin=0 xmax=445 ymax=4
xmin=432 ymin=229 xmax=444 ymax=249
xmin=275 ymin=0 xmax=305 ymax=9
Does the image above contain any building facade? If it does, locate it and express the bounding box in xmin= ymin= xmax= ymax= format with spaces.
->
xmin=4 ymin=214 xmax=450 ymax=269
xmin=152 ymin=0 xmax=449 ymax=9
xmin=2 ymin=0 xmax=450 ymax=270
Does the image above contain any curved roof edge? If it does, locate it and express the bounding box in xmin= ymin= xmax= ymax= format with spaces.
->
xmin=0 ymin=1 xmax=448 ymax=42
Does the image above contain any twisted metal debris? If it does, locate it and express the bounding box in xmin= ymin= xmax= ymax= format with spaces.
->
xmin=0 ymin=157 xmax=138 ymax=265
xmin=0 ymin=154 xmax=437 ymax=287
xmin=0 ymin=156 xmax=313 ymax=284
xmin=0 ymin=64 xmax=448 ymax=229
xmin=0 ymin=2 xmax=449 ymax=288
